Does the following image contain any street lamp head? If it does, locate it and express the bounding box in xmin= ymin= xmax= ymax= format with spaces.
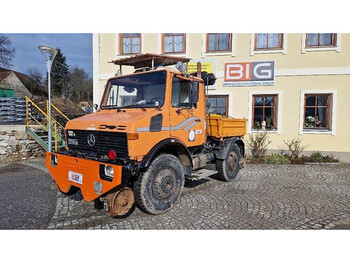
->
xmin=38 ymin=45 xmax=58 ymax=73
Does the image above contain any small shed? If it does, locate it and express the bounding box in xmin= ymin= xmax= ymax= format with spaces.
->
xmin=0 ymin=70 xmax=31 ymax=98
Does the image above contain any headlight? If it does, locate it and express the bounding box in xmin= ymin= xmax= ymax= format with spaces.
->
xmin=104 ymin=165 xmax=114 ymax=178
xmin=68 ymin=138 xmax=78 ymax=145
xmin=67 ymin=130 xmax=75 ymax=137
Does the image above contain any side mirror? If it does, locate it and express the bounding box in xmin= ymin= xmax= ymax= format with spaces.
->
xmin=201 ymin=71 xmax=216 ymax=86
xmin=93 ymin=104 xmax=98 ymax=111
xmin=190 ymin=82 xmax=199 ymax=105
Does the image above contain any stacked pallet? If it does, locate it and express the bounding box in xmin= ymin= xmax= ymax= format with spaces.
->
xmin=0 ymin=97 xmax=29 ymax=124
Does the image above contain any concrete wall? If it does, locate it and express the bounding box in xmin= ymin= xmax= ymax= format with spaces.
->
xmin=0 ymin=125 xmax=45 ymax=163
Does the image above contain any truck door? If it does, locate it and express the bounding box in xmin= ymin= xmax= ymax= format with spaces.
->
xmin=169 ymin=75 xmax=206 ymax=146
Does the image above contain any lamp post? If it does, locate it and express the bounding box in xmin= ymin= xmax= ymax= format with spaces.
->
xmin=38 ymin=45 xmax=58 ymax=152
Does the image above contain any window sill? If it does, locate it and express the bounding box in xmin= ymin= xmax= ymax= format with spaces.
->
xmin=252 ymin=49 xmax=286 ymax=55
xmin=303 ymin=47 xmax=339 ymax=53
xmin=116 ymin=54 xmax=140 ymax=59
xmin=161 ymin=53 xmax=186 ymax=57
xmin=302 ymin=129 xmax=334 ymax=135
xmin=251 ymin=129 xmax=279 ymax=134
xmin=204 ymin=52 xmax=233 ymax=57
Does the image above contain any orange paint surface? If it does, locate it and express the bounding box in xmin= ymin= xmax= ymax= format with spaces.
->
xmin=46 ymin=152 xmax=122 ymax=202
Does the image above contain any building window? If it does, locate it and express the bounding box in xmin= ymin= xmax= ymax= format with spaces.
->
xmin=206 ymin=33 xmax=232 ymax=52
xmin=162 ymin=33 xmax=186 ymax=54
xmin=305 ymin=33 xmax=337 ymax=48
xmin=208 ymin=95 xmax=228 ymax=116
xmin=304 ymin=94 xmax=331 ymax=129
xmin=119 ymin=33 xmax=141 ymax=55
xmin=252 ymin=95 xmax=277 ymax=130
xmin=255 ymin=33 xmax=283 ymax=50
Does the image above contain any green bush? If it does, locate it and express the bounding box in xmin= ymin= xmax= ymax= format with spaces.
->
xmin=323 ymin=154 xmax=339 ymax=163
xmin=246 ymin=156 xmax=265 ymax=164
xmin=308 ymin=151 xmax=339 ymax=163
xmin=310 ymin=151 xmax=324 ymax=162
xmin=246 ymin=151 xmax=339 ymax=165
xmin=290 ymin=157 xmax=307 ymax=164
xmin=264 ymin=154 xmax=291 ymax=164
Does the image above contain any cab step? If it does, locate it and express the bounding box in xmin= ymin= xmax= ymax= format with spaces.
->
xmin=187 ymin=169 xmax=218 ymax=181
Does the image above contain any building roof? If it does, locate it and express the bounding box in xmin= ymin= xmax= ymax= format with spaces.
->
xmin=0 ymin=67 xmax=48 ymax=96
xmin=111 ymin=53 xmax=191 ymax=69
xmin=0 ymin=67 xmax=32 ymax=85
xmin=0 ymin=71 xmax=12 ymax=82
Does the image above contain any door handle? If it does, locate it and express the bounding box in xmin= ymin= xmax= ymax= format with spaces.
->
xmin=195 ymin=118 xmax=201 ymax=122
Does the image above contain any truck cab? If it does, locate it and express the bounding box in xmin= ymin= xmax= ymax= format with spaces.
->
xmin=46 ymin=53 xmax=246 ymax=216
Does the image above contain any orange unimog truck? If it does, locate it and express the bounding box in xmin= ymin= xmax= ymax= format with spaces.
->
xmin=46 ymin=53 xmax=247 ymax=216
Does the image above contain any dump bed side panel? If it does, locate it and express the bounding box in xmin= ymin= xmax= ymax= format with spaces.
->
xmin=207 ymin=115 xmax=247 ymax=139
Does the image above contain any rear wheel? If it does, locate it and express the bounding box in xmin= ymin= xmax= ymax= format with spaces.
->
xmin=216 ymin=143 xmax=241 ymax=181
xmin=134 ymin=154 xmax=185 ymax=215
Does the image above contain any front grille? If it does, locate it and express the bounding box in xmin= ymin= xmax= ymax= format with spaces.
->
xmin=67 ymin=130 xmax=129 ymax=159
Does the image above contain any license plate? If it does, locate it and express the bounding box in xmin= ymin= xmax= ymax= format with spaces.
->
xmin=68 ymin=171 xmax=83 ymax=184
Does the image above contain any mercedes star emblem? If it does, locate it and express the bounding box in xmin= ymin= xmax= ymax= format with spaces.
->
xmin=87 ymin=133 xmax=96 ymax=146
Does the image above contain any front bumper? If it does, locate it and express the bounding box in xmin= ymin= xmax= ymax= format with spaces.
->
xmin=46 ymin=152 xmax=123 ymax=202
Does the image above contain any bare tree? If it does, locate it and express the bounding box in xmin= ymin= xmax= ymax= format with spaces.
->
xmin=246 ymin=132 xmax=271 ymax=158
xmin=69 ymin=66 xmax=92 ymax=102
xmin=283 ymin=138 xmax=309 ymax=159
xmin=27 ymin=67 xmax=43 ymax=86
xmin=85 ymin=78 xmax=93 ymax=102
xmin=25 ymin=67 xmax=44 ymax=95
xmin=0 ymin=34 xmax=15 ymax=68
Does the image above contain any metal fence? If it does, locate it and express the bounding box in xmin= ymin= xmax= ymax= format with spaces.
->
xmin=0 ymin=97 xmax=29 ymax=125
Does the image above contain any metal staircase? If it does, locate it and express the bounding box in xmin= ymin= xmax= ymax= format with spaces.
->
xmin=25 ymin=96 xmax=70 ymax=152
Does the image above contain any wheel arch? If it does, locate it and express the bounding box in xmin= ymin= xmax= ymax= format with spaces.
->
xmin=235 ymin=139 xmax=245 ymax=156
xmin=215 ymin=137 xmax=245 ymax=160
xmin=140 ymin=138 xmax=192 ymax=170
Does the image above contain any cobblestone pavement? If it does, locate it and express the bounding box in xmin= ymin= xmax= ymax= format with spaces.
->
xmin=43 ymin=163 xmax=350 ymax=230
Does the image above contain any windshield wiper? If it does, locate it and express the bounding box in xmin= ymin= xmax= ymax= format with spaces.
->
xmin=122 ymin=104 xmax=147 ymax=111
xmin=101 ymin=105 xmax=119 ymax=109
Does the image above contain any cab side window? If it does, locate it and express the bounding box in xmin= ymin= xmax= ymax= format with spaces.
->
xmin=171 ymin=76 xmax=191 ymax=108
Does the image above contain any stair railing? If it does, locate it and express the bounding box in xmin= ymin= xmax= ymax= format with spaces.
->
xmin=46 ymin=100 xmax=70 ymax=128
xmin=46 ymin=100 xmax=70 ymax=150
xmin=25 ymin=96 xmax=70 ymax=152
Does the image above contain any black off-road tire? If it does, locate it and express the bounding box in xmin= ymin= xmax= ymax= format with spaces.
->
xmin=134 ymin=154 xmax=185 ymax=215
xmin=216 ymin=143 xmax=241 ymax=182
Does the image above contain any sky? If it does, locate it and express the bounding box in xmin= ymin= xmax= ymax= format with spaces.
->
xmin=4 ymin=33 xmax=92 ymax=77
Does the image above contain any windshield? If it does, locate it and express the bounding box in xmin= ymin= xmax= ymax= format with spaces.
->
xmin=101 ymin=70 xmax=167 ymax=109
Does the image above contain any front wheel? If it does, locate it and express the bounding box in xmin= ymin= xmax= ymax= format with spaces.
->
xmin=216 ymin=143 xmax=241 ymax=181
xmin=134 ymin=154 xmax=185 ymax=215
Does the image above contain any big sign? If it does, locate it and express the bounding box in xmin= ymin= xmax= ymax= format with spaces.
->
xmin=224 ymin=61 xmax=275 ymax=86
